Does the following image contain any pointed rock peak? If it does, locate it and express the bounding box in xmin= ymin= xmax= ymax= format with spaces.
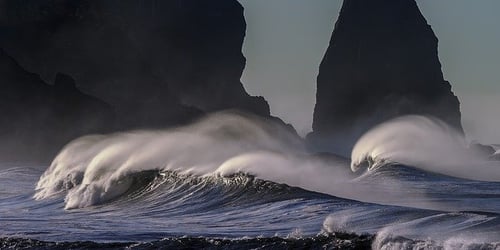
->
xmin=309 ymin=0 xmax=462 ymax=155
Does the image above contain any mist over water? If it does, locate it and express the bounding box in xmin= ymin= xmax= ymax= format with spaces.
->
xmin=31 ymin=113 xmax=379 ymax=209
xmin=0 ymin=113 xmax=497 ymax=248
xmin=34 ymin=112 xmax=383 ymax=209
xmin=351 ymin=115 xmax=500 ymax=182
xmin=2 ymin=1 xmax=500 ymax=248
xmin=34 ymin=113 xmax=500 ymax=212
xmin=34 ymin=112 xmax=297 ymax=208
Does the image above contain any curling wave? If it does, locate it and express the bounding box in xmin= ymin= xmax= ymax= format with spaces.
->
xmin=4 ymin=113 xmax=499 ymax=247
xmin=34 ymin=113 xmax=500 ymax=212
xmin=351 ymin=115 xmax=500 ymax=182
xmin=35 ymin=112 xmax=357 ymax=209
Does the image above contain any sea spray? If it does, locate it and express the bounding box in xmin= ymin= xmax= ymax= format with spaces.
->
xmin=35 ymin=112 xmax=423 ymax=209
xmin=12 ymin=113 xmax=500 ymax=246
xmin=35 ymin=112 xmax=354 ymax=209
xmin=369 ymin=216 xmax=500 ymax=250
xmin=34 ymin=113 xmax=288 ymax=207
xmin=351 ymin=115 xmax=500 ymax=182
xmin=35 ymin=113 xmax=500 ymax=212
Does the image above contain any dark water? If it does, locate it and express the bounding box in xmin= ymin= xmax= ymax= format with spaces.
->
xmin=1 ymin=164 xmax=499 ymax=249
xmin=1 ymin=114 xmax=500 ymax=249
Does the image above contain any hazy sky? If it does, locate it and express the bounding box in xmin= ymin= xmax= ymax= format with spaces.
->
xmin=238 ymin=0 xmax=500 ymax=143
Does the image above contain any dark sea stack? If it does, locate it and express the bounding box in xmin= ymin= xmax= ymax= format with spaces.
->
xmin=0 ymin=49 xmax=113 ymax=162
xmin=0 ymin=0 xmax=270 ymax=126
xmin=160 ymin=0 xmax=270 ymax=115
xmin=309 ymin=0 xmax=463 ymax=155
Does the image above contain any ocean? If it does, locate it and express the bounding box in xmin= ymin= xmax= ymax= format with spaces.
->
xmin=1 ymin=113 xmax=499 ymax=249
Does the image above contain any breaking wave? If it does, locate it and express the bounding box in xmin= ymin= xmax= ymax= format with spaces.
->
xmin=351 ymin=115 xmax=500 ymax=182
xmin=34 ymin=112 xmax=357 ymax=209
xmin=34 ymin=113 xmax=500 ymax=212
xmin=3 ymin=112 xmax=496 ymax=248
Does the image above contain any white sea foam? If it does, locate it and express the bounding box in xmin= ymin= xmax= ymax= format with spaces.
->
xmin=35 ymin=112 xmax=361 ymax=209
xmin=322 ymin=208 xmax=500 ymax=249
xmin=351 ymin=115 xmax=500 ymax=182
xmin=371 ymin=224 xmax=500 ymax=250
xmin=35 ymin=113 xmax=500 ymax=210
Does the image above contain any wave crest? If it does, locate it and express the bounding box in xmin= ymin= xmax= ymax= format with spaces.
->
xmin=34 ymin=112 xmax=305 ymax=208
xmin=351 ymin=115 xmax=500 ymax=182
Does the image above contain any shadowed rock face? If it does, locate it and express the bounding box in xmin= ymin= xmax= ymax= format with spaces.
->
xmin=0 ymin=0 xmax=269 ymax=128
xmin=0 ymin=49 xmax=114 ymax=162
xmin=0 ymin=0 xmax=275 ymax=161
xmin=309 ymin=0 xmax=463 ymax=155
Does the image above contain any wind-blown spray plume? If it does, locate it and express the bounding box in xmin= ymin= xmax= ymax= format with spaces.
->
xmin=351 ymin=115 xmax=500 ymax=182
xmin=35 ymin=113 xmax=500 ymax=212
xmin=21 ymin=113 xmax=500 ymax=248
xmin=35 ymin=112 xmax=357 ymax=209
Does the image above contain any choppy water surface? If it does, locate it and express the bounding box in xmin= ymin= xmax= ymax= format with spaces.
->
xmin=1 ymin=114 xmax=500 ymax=249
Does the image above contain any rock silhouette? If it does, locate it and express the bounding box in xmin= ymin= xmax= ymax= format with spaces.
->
xmin=0 ymin=49 xmax=114 ymax=162
xmin=0 ymin=0 xmax=269 ymax=127
xmin=309 ymin=0 xmax=463 ymax=155
xmin=1 ymin=0 xmax=466 ymax=161
xmin=0 ymin=0 xmax=274 ymax=161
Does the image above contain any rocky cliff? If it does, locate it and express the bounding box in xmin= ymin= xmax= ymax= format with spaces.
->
xmin=0 ymin=49 xmax=114 ymax=161
xmin=0 ymin=0 xmax=274 ymax=161
xmin=0 ymin=0 xmax=269 ymax=129
xmin=309 ymin=0 xmax=463 ymax=155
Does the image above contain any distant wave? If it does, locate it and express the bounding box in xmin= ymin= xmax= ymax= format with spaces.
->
xmin=322 ymin=201 xmax=500 ymax=249
xmin=351 ymin=115 xmax=500 ymax=182
xmin=323 ymin=206 xmax=500 ymax=247
xmin=372 ymin=233 xmax=500 ymax=250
